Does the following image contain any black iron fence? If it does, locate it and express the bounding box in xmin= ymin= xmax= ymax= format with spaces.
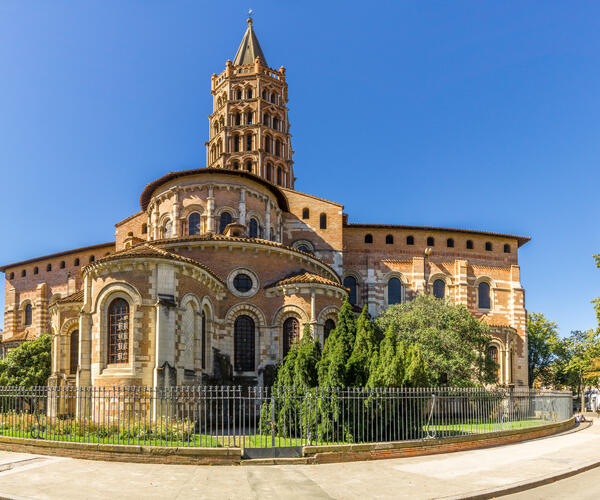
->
xmin=0 ymin=386 xmax=572 ymax=449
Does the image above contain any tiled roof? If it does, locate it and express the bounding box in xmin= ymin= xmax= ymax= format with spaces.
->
xmin=481 ymin=316 xmax=516 ymax=329
xmin=233 ymin=18 xmax=268 ymax=66
xmin=2 ymin=330 xmax=36 ymax=343
xmin=153 ymin=234 xmax=337 ymax=277
xmin=344 ymin=222 xmax=530 ymax=247
xmin=266 ymin=271 xmax=346 ymax=290
xmin=139 ymin=168 xmax=289 ymax=212
xmin=83 ymin=243 xmax=225 ymax=285
xmin=56 ymin=290 xmax=84 ymax=304
xmin=0 ymin=242 xmax=115 ymax=273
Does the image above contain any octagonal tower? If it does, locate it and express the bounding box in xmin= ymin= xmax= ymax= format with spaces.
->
xmin=206 ymin=17 xmax=294 ymax=189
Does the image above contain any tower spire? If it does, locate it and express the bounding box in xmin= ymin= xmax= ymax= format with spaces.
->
xmin=233 ymin=13 xmax=267 ymax=66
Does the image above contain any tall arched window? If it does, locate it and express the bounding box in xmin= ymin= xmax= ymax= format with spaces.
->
xmin=201 ymin=311 xmax=207 ymax=370
xmin=267 ymin=163 xmax=273 ymax=181
xmin=302 ymin=208 xmax=309 ymax=219
xmin=283 ymin=317 xmax=300 ymax=357
xmin=246 ymin=88 xmax=253 ymax=99
xmin=234 ymin=135 xmax=241 ymax=152
xmin=249 ymin=218 xmax=259 ymax=238
xmin=265 ymin=135 xmax=272 ymax=153
xmin=163 ymin=219 xmax=172 ymax=238
xmin=188 ymin=213 xmax=201 ymax=235
xmin=386 ymin=234 xmax=393 ymax=244
xmin=263 ymin=113 xmax=269 ymax=126
xmin=478 ymin=282 xmax=491 ymax=309
xmin=234 ymin=315 xmax=255 ymax=372
xmin=388 ymin=278 xmax=404 ymax=305
xmin=108 ymin=298 xmax=129 ymax=364
xmin=276 ymin=167 xmax=282 ymax=185
xmin=447 ymin=238 xmax=454 ymax=248
xmin=487 ymin=345 xmax=499 ymax=382
xmin=365 ymin=234 xmax=373 ymax=244
xmin=235 ymin=113 xmax=241 ymax=125
xmin=320 ymin=213 xmax=327 ymax=229
xmin=24 ymin=304 xmax=32 ymax=326
xmin=219 ymin=212 xmax=232 ymax=234
xmin=343 ymin=276 xmax=357 ymax=305
xmin=427 ymin=236 xmax=435 ymax=246
xmin=70 ymin=330 xmax=79 ymax=375
xmin=466 ymin=240 xmax=474 ymax=249
xmin=324 ymin=319 xmax=336 ymax=343
xmin=485 ymin=242 xmax=493 ymax=251
xmin=245 ymin=160 xmax=253 ymax=172
xmin=433 ymin=279 xmax=445 ymax=299
xmin=504 ymin=244 xmax=511 ymax=253
xmin=246 ymin=111 xmax=253 ymax=125
xmin=406 ymin=235 xmax=414 ymax=245
xmin=273 ymin=117 xmax=279 ymax=130
xmin=275 ymin=139 xmax=281 ymax=156
xmin=246 ymin=134 xmax=253 ymax=151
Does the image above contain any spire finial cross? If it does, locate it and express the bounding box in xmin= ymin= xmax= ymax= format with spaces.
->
xmin=247 ymin=9 xmax=253 ymax=24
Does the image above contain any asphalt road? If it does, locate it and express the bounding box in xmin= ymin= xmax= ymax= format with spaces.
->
xmin=505 ymin=465 xmax=600 ymax=500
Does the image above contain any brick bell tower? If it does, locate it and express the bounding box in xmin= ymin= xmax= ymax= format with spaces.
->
xmin=205 ymin=15 xmax=295 ymax=189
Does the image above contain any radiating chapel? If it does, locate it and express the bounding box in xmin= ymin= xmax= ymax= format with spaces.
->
xmin=0 ymin=19 xmax=530 ymax=388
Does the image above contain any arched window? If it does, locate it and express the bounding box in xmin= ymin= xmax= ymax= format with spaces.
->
xmin=324 ymin=319 xmax=336 ymax=342
xmin=406 ymin=235 xmax=414 ymax=245
xmin=273 ymin=117 xmax=279 ymax=130
xmin=188 ymin=213 xmax=201 ymax=235
xmin=365 ymin=234 xmax=373 ymax=244
xmin=275 ymin=139 xmax=281 ymax=156
xmin=235 ymin=113 xmax=241 ymax=126
xmin=246 ymin=134 xmax=253 ymax=151
xmin=276 ymin=167 xmax=282 ymax=185
xmin=249 ymin=218 xmax=259 ymax=238
xmin=246 ymin=88 xmax=253 ymax=99
xmin=141 ymin=223 xmax=148 ymax=235
xmin=427 ymin=237 xmax=435 ymax=246
xmin=201 ymin=312 xmax=206 ymax=370
xmin=34 ymin=267 xmax=39 ymax=275
xmin=245 ymin=160 xmax=253 ymax=172
xmin=74 ymin=258 xmax=80 ymax=266
xmin=487 ymin=345 xmax=499 ymax=382
xmin=234 ymin=135 xmax=241 ymax=152
xmin=70 ymin=330 xmax=79 ymax=375
xmin=9 ymin=272 xmax=14 ymax=280
xmin=320 ymin=213 xmax=327 ymax=229
xmin=485 ymin=242 xmax=492 ymax=251
xmin=267 ymin=163 xmax=273 ymax=181
xmin=386 ymin=234 xmax=393 ymax=244
xmin=302 ymin=208 xmax=309 ymax=219
xmin=466 ymin=240 xmax=473 ymax=249
xmin=265 ymin=135 xmax=271 ymax=153
xmin=270 ymin=92 xmax=276 ymax=103
xmin=163 ymin=219 xmax=172 ymax=238
xmin=388 ymin=277 xmax=404 ymax=305
xmin=24 ymin=304 xmax=32 ymax=326
xmin=296 ymin=244 xmax=312 ymax=254
xmin=219 ymin=212 xmax=232 ymax=234
xmin=47 ymin=264 xmax=52 ymax=272
xmin=504 ymin=244 xmax=511 ymax=253
xmin=60 ymin=261 xmax=66 ymax=269
xmin=283 ymin=317 xmax=300 ymax=357
xmin=262 ymin=90 xmax=267 ymax=100
xmin=263 ymin=113 xmax=269 ymax=126
xmin=478 ymin=282 xmax=491 ymax=309
xmin=108 ymin=298 xmax=129 ymax=364
xmin=234 ymin=315 xmax=255 ymax=371
xmin=236 ymin=89 xmax=242 ymax=100
xmin=343 ymin=276 xmax=358 ymax=305
xmin=89 ymin=255 xmax=95 ymax=263
xmin=446 ymin=238 xmax=454 ymax=248
xmin=433 ymin=279 xmax=445 ymax=299
xmin=21 ymin=270 xmax=26 ymax=277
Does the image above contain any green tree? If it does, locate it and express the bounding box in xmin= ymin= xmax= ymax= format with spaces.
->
xmin=346 ymin=306 xmax=378 ymax=386
xmin=527 ymin=313 xmax=560 ymax=388
xmin=375 ymin=294 xmax=495 ymax=386
xmin=0 ymin=335 xmax=52 ymax=387
xmin=317 ymin=299 xmax=356 ymax=387
xmin=561 ymin=329 xmax=600 ymax=410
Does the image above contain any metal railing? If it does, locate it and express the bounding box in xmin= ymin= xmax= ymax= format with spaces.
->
xmin=0 ymin=386 xmax=572 ymax=449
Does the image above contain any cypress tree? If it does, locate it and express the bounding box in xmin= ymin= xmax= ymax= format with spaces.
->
xmin=346 ymin=306 xmax=378 ymax=386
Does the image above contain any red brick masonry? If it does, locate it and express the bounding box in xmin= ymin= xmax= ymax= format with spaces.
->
xmin=0 ymin=418 xmax=574 ymax=466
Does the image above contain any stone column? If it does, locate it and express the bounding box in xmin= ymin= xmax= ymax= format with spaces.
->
xmin=206 ymin=185 xmax=215 ymax=233
xmin=238 ymin=189 xmax=246 ymax=226
xmin=171 ymin=189 xmax=181 ymax=237
xmin=152 ymin=204 xmax=160 ymax=240
xmin=265 ymin=200 xmax=271 ymax=240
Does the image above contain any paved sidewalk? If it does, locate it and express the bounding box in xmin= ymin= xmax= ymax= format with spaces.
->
xmin=0 ymin=421 xmax=597 ymax=500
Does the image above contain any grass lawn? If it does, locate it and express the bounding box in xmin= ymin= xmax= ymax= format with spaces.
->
xmin=424 ymin=419 xmax=546 ymax=434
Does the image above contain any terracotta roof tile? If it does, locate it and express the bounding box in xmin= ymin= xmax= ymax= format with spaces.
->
xmin=266 ymin=271 xmax=346 ymax=290
xmin=83 ymin=243 xmax=225 ymax=286
xmin=56 ymin=290 xmax=84 ymax=304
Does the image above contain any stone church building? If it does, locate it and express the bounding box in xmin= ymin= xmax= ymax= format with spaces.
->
xmin=0 ymin=19 xmax=530 ymax=388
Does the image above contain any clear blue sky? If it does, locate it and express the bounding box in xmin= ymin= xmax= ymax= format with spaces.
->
xmin=1 ymin=1 xmax=599 ymax=336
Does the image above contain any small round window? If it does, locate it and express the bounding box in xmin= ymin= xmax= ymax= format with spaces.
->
xmin=233 ymin=274 xmax=253 ymax=293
